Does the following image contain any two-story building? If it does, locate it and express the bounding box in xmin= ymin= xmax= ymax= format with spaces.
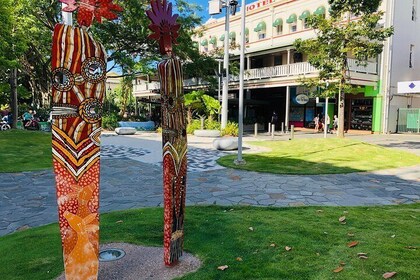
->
xmin=193 ymin=0 xmax=420 ymax=133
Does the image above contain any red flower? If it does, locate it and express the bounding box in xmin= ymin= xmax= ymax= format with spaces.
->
xmin=60 ymin=0 xmax=123 ymax=27
xmin=146 ymin=0 xmax=180 ymax=55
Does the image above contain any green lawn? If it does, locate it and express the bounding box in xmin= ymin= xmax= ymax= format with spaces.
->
xmin=217 ymin=138 xmax=420 ymax=175
xmin=0 ymin=130 xmax=52 ymax=172
xmin=0 ymin=205 xmax=419 ymax=280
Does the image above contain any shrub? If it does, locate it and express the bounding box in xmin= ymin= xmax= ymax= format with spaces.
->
xmin=205 ymin=118 xmax=221 ymax=130
xmin=221 ymin=121 xmax=239 ymax=136
xmin=187 ymin=119 xmax=201 ymax=134
xmin=102 ymin=114 xmax=119 ymax=130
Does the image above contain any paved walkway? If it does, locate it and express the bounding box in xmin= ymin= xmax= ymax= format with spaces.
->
xmin=1 ymin=132 xmax=419 ymax=236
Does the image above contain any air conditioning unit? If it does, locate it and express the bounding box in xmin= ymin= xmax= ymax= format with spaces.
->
xmin=209 ymin=0 xmax=222 ymax=15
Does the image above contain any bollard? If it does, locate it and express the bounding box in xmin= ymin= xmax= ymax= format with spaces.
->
xmin=268 ymin=122 xmax=271 ymax=134
xmin=200 ymin=118 xmax=204 ymax=130
xmin=289 ymin=125 xmax=294 ymax=140
xmin=281 ymin=122 xmax=284 ymax=134
xmin=271 ymin=124 xmax=275 ymax=138
xmin=254 ymin=123 xmax=258 ymax=137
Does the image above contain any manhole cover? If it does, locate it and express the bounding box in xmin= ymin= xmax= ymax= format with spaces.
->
xmin=99 ymin=248 xmax=126 ymax=262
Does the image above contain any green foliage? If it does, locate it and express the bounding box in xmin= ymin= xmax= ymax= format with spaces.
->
xmin=221 ymin=121 xmax=238 ymax=136
xmin=186 ymin=119 xmax=201 ymax=134
xmin=328 ymin=0 xmax=382 ymax=17
xmin=184 ymin=90 xmax=221 ymax=122
xmin=102 ymin=113 xmax=120 ymax=130
xmin=204 ymin=118 xmax=221 ymax=130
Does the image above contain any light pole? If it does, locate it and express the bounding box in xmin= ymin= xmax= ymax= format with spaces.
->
xmin=209 ymin=0 xmax=238 ymax=129
xmin=215 ymin=58 xmax=223 ymax=122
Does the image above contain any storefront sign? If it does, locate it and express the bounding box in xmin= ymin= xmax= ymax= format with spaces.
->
xmin=398 ymin=81 xmax=420 ymax=94
xmin=295 ymin=94 xmax=309 ymax=105
xmin=246 ymin=0 xmax=274 ymax=12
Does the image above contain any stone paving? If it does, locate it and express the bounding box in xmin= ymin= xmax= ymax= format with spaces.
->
xmin=0 ymin=133 xmax=419 ymax=236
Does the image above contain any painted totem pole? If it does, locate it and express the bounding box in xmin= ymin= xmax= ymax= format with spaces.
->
xmin=51 ymin=1 xmax=122 ymax=279
xmin=147 ymin=0 xmax=188 ymax=266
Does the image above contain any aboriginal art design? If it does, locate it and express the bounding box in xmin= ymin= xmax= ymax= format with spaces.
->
xmin=51 ymin=23 xmax=106 ymax=280
xmin=147 ymin=0 xmax=187 ymax=266
xmin=60 ymin=0 xmax=123 ymax=27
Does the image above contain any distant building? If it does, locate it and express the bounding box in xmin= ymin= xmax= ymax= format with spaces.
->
xmin=191 ymin=0 xmax=420 ymax=133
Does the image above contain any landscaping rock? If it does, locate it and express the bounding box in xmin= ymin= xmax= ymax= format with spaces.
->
xmin=213 ymin=137 xmax=238 ymax=150
xmin=115 ymin=127 xmax=136 ymax=135
xmin=194 ymin=129 xmax=220 ymax=137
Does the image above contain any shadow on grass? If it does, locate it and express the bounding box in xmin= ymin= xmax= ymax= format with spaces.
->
xmin=217 ymin=154 xmax=374 ymax=175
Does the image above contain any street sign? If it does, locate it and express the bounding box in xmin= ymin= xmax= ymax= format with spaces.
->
xmin=398 ymin=81 xmax=420 ymax=94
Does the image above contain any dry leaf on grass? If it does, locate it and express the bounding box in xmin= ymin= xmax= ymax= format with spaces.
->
xmin=217 ymin=265 xmax=229 ymax=271
xmin=347 ymin=241 xmax=359 ymax=248
xmin=339 ymin=216 xmax=346 ymax=222
xmin=359 ymin=255 xmax=368 ymax=259
xmin=285 ymin=246 xmax=292 ymax=251
xmin=248 ymin=227 xmax=254 ymax=231
xmin=115 ymin=220 xmax=123 ymax=223
xmin=316 ymin=210 xmax=323 ymax=213
xmin=236 ymin=257 xmax=243 ymax=261
xmin=270 ymin=243 xmax=276 ymax=247
xmin=333 ymin=266 xmax=344 ymax=273
xmin=391 ymin=234 xmax=395 ymax=238
xmin=339 ymin=261 xmax=346 ymax=266
xmin=405 ymin=246 xmax=417 ymax=249
xmin=357 ymin=252 xmax=368 ymax=257
xmin=383 ymin=272 xmax=397 ymax=279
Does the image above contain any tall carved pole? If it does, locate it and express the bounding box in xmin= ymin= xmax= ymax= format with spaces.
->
xmin=147 ymin=0 xmax=188 ymax=266
xmin=52 ymin=1 xmax=122 ymax=279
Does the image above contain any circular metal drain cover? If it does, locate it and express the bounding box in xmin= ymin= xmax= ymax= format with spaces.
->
xmin=99 ymin=248 xmax=126 ymax=262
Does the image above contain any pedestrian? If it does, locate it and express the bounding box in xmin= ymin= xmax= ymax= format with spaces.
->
xmin=271 ymin=111 xmax=278 ymax=129
xmin=314 ymin=114 xmax=319 ymax=132
xmin=325 ymin=114 xmax=330 ymax=133
xmin=333 ymin=115 xmax=338 ymax=134
xmin=22 ymin=110 xmax=33 ymax=126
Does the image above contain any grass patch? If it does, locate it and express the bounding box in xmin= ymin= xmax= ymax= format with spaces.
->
xmin=0 ymin=130 xmax=52 ymax=172
xmin=217 ymin=138 xmax=420 ymax=174
xmin=1 ymin=205 xmax=419 ymax=280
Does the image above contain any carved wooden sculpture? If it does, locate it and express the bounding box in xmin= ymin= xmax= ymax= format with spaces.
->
xmin=52 ymin=2 xmax=121 ymax=279
xmin=147 ymin=0 xmax=187 ymax=266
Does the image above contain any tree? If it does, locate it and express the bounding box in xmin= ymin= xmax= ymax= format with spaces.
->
xmin=184 ymin=90 xmax=221 ymax=125
xmin=295 ymin=0 xmax=393 ymax=137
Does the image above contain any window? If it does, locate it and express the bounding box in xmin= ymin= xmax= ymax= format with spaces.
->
xmin=254 ymin=21 xmax=266 ymax=40
xmin=409 ymin=44 xmax=414 ymax=68
xmin=258 ymin=32 xmax=266 ymax=40
xmin=412 ymin=0 xmax=417 ymax=21
xmin=290 ymin=24 xmax=297 ymax=32
xmin=303 ymin=19 xmax=310 ymax=29
xmin=276 ymin=25 xmax=283 ymax=35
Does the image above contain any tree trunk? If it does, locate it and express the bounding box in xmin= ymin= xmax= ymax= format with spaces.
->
xmin=10 ymin=68 xmax=18 ymax=129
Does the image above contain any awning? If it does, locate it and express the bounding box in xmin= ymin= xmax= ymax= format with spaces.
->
xmin=272 ymin=18 xmax=283 ymax=27
xmin=219 ymin=34 xmax=225 ymax=41
xmin=286 ymin=14 xmax=297 ymax=24
xmin=210 ymin=37 xmax=217 ymax=45
xmin=229 ymin=31 xmax=236 ymax=39
xmin=299 ymin=10 xmax=310 ymax=20
xmin=200 ymin=39 xmax=208 ymax=46
xmin=254 ymin=21 xmax=266 ymax=32
xmin=314 ymin=6 xmax=326 ymax=15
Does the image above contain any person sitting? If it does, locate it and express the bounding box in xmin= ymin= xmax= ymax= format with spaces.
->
xmin=23 ymin=110 xmax=33 ymax=126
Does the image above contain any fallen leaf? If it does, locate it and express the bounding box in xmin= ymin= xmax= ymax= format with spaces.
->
xmin=359 ymin=255 xmax=368 ymax=259
xmin=316 ymin=252 xmax=320 ymax=256
xmin=405 ymin=246 xmax=417 ymax=249
xmin=357 ymin=252 xmax=368 ymax=257
xmin=316 ymin=210 xmax=323 ymax=213
xmin=229 ymin=208 xmax=234 ymax=211
xmin=347 ymin=241 xmax=359 ymax=248
xmin=383 ymin=272 xmax=397 ymax=279
xmin=324 ymin=231 xmax=328 ymax=235
xmin=391 ymin=234 xmax=395 ymax=238
xmin=339 ymin=261 xmax=346 ymax=266
xmin=115 ymin=220 xmax=123 ymax=223
xmin=343 ymin=211 xmax=349 ymax=214
xmin=285 ymin=246 xmax=292 ymax=251
xmin=236 ymin=257 xmax=243 ymax=261
xmin=270 ymin=243 xmax=276 ymax=247
xmin=347 ymin=232 xmax=355 ymax=237
xmin=339 ymin=216 xmax=346 ymax=222
xmin=217 ymin=265 xmax=229 ymax=271
xmin=333 ymin=266 xmax=344 ymax=273
xmin=248 ymin=227 xmax=254 ymax=231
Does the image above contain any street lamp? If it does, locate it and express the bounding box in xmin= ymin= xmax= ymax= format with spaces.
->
xmin=214 ymin=58 xmax=223 ymax=122
xmin=209 ymin=0 xmax=239 ymax=129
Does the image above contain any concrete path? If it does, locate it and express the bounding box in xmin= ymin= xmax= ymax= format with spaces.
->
xmin=0 ymin=132 xmax=419 ymax=236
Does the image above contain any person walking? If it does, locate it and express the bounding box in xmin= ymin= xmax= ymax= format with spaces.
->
xmin=333 ymin=115 xmax=338 ymax=134
xmin=314 ymin=114 xmax=319 ymax=133
xmin=326 ymin=114 xmax=330 ymax=133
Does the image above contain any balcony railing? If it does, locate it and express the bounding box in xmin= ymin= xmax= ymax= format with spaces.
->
xmin=133 ymin=82 xmax=160 ymax=93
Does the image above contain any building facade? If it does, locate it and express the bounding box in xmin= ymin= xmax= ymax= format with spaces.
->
xmin=186 ymin=0 xmax=420 ymax=133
